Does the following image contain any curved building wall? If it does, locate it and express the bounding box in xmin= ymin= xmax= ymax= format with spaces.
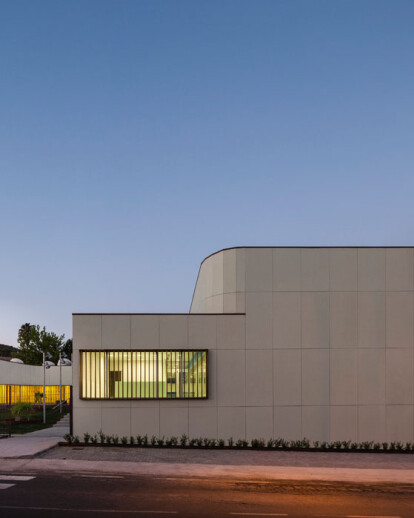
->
xmin=73 ymin=247 xmax=414 ymax=444
xmin=190 ymin=248 xmax=245 ymax=314
xmin=0 ymin=360 xmax=72 ymax=404
xmin=0 ymin=359 xmax=72 ymax=386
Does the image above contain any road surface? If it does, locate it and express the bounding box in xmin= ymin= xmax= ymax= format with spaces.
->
xmin=0 ymin=471 xmax=413 ymax=518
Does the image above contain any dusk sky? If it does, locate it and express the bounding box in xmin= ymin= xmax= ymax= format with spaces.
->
xmin=1 ymin=0 xmax=413 ymax=347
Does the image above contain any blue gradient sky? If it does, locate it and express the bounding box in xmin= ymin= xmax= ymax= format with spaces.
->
xmin=1 ymin=0 xmax=413 ymax=346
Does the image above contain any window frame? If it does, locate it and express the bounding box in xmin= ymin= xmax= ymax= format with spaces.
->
xmin=79 ymin=349 xmax=209 ymax=401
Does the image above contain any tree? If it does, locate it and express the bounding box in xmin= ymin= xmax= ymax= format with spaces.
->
xmin=62 ymin=338 xmax=73 ymax=360
xmin=13 ymin=323 xmax=71 ymax=366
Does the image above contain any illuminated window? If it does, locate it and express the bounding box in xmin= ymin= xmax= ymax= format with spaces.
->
xmin=0 ymin=385 xmax=71 ymax=404
xmin=80 ymin=350 xmax=208 ymax=400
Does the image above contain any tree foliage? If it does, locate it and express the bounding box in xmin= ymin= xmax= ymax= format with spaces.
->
xmin=62 ymin=338 xmax=73 ymax=360
xmin=0 ymin=343 xmax=18 ymax=357
xmin=13 ymin=323 xmax=72 ymax=366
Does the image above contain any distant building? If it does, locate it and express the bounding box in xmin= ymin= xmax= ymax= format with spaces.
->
xmin=73 ymin=247 xmax=414 ymax=443
xmin=0 ymin=358 xmax=72 ymax=405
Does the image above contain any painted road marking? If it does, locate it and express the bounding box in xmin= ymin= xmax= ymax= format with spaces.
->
xmin=79 ymin=475 xmax=125 ymax=478
xmin=0 ymin=507 xmax=178 ymax=514
xmin=229 ymin=514 xmax=288 ymax=517
xmin=0 ymin=475 xmax=34 ymax=481
xmin=0 ymin=475 xmax=34 ymax=491
xmin=0 ymin=483 xmax=15 ymax=490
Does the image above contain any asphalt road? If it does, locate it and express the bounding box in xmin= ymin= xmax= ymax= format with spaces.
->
xmin=0 ymin=471 xmax=413 ymax=518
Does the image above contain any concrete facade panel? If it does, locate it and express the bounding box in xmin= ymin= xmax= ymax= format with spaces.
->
xmin=216 ymin=315 xmax=245 ymax=349
xmin=386 ymin=405 xmax=413 ymax=443
xmin=273 ymin=248 xmax=301 ymax=292
xmin=205 ymin=295 xmax=224 ymax=313
xmin=102 ymin=315 xmax=130 ymax=349
xmin=358 ymin=248 xmax=386 ymax=291
xmin=386 ymin=248 xmax=414 ymax=291
xmin=302 ymin=406 xmax=330 ymax=442
xmin=358 ymin=292 xmax=386 ymax=348
xmin=218 ymin=407 xmax=245 ymax=440
xmin=246 ymin=292 xmax=272 ymax=349
xmin=210 ymin=252 xmax=224 ymax=297
xmin=302 ymin=349 xmax=329 ymax=405
xmin=223 ymin=293 xmax=237 ymax=313
xmin=188 ymin=315 xmax=217 ymax=349
xmin=73 ymin=406 xmax=102 ymax=436
xmin=245 ymin=248 xmax=272 ymax=292
xmin=273 ymin=292 xmax=301 ymax=348
xmin=330 ymin=292 xmax=357 ymax=348
xmin=223 ymin=249 xmax=237 ymax=294
xmin=386 ymin=348 xmax=414 ymax=404
xmin=160 ymin=407 xmax=189 ymax=438
xmin=330 ymin=349 xmax=357 ymax=405
xmin=131 ymin=315 xmax=160 ymax=349
xmin=102 ymin=407 xmax=131 ymax=437
xmin=73 ymin=315 xmax=101 ymax=349
xmin=222 ymin=292 xmax=245 ymax=313
xmin=189 ymin=407 xmax=217 ymax=439
xmin=235 ymin=248 xmax=246 ymax=293
xmin=131 ymin=407 xmax=160 ymax=437
xmin=274 ymin=349 xmax=301 ymax=406
xmin=358 ymin=349 xmax=386 ymax=404
xmin=329 ymin=248 xmax=358 ymax=291
xmin=246 ymin=406 xmax=273 ymax=440
xmin=301 ymin=248 xmax=330 ymax=292
xmin=386 ymin=292 xmax=414 ymax=348
xmin=245 ymin=350 xmax=273 ymax=406
xmin=217 ymin=350 xmax=245 ymax=406
xmin=330 ymin=406 xmax=357 ymax=442
xmin=159 ymin=315 xmax=188 ymax=348
xmin=301 ymin=292 xmax=330 ymax=348
xmin=274 ymin=406 xmax=302 ymax=440
xmin=358 ymin=405 xmax=386 ymax=442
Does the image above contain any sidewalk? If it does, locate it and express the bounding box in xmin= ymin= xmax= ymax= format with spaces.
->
xmin=0 ymin=414 xmax=69 ymax=458
xmin=1 ymin=433 xmax=414 ymax=484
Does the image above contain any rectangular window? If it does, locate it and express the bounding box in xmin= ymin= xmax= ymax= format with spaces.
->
xmin=0 ymin=385 xmax=71 ymax=405
xmin=79 ymin=350 xmax=208 ymax=400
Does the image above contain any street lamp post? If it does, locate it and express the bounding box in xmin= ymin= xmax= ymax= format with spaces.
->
xmin=42 ymin=353 xmax=55 ymax=424
xmin=57 ymin=355 xmax=72 ymax=414
xmin=59 ymin=352 xmax=62 ymax=414
xmin=43 ymin=352 xmax=46 ymax=424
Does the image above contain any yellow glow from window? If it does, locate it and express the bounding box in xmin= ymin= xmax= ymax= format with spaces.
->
xmin=80 ymin=350 xmax=208 ymax=400
xmin=0 ymin=385 xmax=71 ymax=404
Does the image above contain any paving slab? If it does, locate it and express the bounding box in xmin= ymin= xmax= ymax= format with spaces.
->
xmin=39 ymin=445 xmax=414 ymax=469
xmin=22 ymin=425 xmax=69 ymax=438
xmin=0 ymin=436 xmax=62 ymax=458
xmin=0 ymin=423 xmax=69 ymax=458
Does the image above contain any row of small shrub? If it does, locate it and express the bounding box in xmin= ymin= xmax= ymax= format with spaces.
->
xmin=62 ymin=432 xmax=414 ymax=452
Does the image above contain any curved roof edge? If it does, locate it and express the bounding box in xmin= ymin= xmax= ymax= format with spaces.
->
xmin=199 ymin=245 xmax=414 ymax=268
xmin=73 ymin=313 xmax=245 ymax=316
xmin=190 ymin=245 xmax=414 ymax=313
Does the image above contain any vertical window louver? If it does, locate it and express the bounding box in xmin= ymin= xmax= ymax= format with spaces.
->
xmin=80 ymin=350 xmax=208 ymax=400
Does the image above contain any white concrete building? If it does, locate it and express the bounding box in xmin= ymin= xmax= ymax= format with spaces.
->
xmin=73 ymin=247 xmax=414 ymax=443
xmin=0 ymin=359 xmax=72 ymax=404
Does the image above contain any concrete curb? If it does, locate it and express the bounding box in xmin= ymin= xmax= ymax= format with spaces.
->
xmin=1 ymin=457 xmax=414 ymax=484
